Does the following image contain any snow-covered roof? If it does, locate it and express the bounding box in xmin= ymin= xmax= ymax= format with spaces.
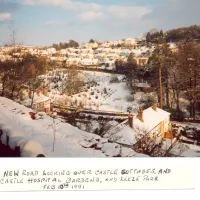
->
xmin=108 ymin=107 xmax=170 ymax=145
xmin=107 ymin=53 xmax=116 ymax=57
xmin=32 ymin=94 xmax=50 ymax=104
xmin=67 ymin=57 xmax=81 ymax=61
xmin=133 ymin=107 xmax=170 ymax=134
xmin=8 ymin=131 xmax=26 ymax=150
xmin=21 ymin=91 xmax=50 ymax=106
xmin=125 ymin=38 xmax=136 ymax=41
xmin=26 ymin=94 xmax=49 ymax=105
xmin=81 ymin=59 xmax=93 ymax=62
xmin=95 ymin=53 xmax=105 ymax=57
xmin=18 ymin=139 xmax=45 ymax=157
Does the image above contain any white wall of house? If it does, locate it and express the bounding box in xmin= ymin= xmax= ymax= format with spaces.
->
xmin=66 ymin=58 xmax=81 ymax=65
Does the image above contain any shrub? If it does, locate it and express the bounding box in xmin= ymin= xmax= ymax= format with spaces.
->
xmin=87 ymin=115 xmax=92 ymax=120
xmin=126 ymin=95 xmax=135 ymax=102
xmin=94 ymin=128 xmax=99 ymax=135
xmin=90 ymin=91 xmax=94 ymax=95
xmin=98 ymin=116 xmax=103 ymax=120
xmin=110 ymin=75 xmax=120 ymax=83
xmin=103 ymin=88 xmax=107 ymax=94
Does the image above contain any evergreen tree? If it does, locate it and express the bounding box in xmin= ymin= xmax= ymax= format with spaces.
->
xmin=146 ymin=32 xmax=151 ymax=43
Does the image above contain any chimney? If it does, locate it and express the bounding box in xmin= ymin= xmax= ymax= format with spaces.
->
xmin=137 ymin=107 xmax=144 ymax=122
xmin=152 ymin=103 xmax=157 ymax=111
xmin=128 ymin=113 xmax=134 ymax=128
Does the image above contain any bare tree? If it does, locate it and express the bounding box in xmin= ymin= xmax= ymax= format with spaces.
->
xmin=177 ymin=42 xmax=200 ymax=118
xmin=62 ymin=65 xmax=84 ymax=96
xmin=0 ymin=23 xmax=25 ymax=98
xmin=23 ymin=55 xmax=47 ymax=107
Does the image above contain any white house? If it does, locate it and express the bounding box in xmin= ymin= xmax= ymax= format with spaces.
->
xmin=102 ymin=48 xmax=111 ymax=54
xmin=47 ymin=48 xmax=56 ymax=55
xmin=19 ymin=89 xmax=51 ymax=113
xmin=80 ymin=59 xmax=98 ymax=66
xmin=81 ymin=53 xmax=94 ymax=60
xmin=100 ymin=42 xmax=110 ymax=48
xmin=104 ymin=105 xmax=171 ymax=148
xmin=81 ymin=48 xmax=93 ymax=54
xmin=66 ymin=58 xmax=81 ymax=66
xmin=104 ymin=60 xmax=116 ymax=70
xmin=169 ymin=42 xmax=178 ymax=52
xmin=95 ymin=53 xmax=106 ymax=63
xmin=67 ymin=52 xmax=79 ymax=58
xmin=60 ymin=49 xmax=67 ymax=55
xmin=124 ymin=38 xmax=137 ymax=46
xmin=39 ymin=50 xmax=48 ymax=56
xmin=106 ymin=53 xmax=119 ymax=60
xmin=132 ymin=105 xmax=171 ymax=138
xmin=120 ymin=49 xmax=131 ymax=57
xmin=84 ymin=42 xmax=99 ymax=49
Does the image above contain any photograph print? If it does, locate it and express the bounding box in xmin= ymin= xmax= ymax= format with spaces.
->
xmin=0 ymin=0 xmax=200 ymax=158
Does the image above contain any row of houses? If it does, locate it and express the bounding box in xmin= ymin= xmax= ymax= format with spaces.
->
xmin=0 ymin=40 xmax=177 ymax=69
xmin=64 ymin=46 xmax=151 ymax=68
xmin=0 ymin=46 xmax=151 ymax=69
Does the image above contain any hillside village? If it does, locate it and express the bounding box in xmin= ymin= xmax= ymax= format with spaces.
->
xmin=0 ymin=38 xmax=153 ymax=68
xmin=0 ymin=30 xmax=200 ymax=158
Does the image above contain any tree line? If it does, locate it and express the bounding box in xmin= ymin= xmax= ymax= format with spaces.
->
xmin=147 ymin=41 xmax=200 ymax=119
xmin=0 ymin=51 xmax=48 ymax=107
xmin=52 ymin=40 xmax=79 ymax=50
xmin=146 ymin=29 xmax=164 ymax=44
xmin=165 ymin=25 xmax=200 ymax=43
xmin=146 ymin=25 xmax=200 ymax=44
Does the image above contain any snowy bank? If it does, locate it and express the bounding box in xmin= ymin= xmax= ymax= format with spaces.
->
xmin=0 ymin=97 xmax=144 ymax=157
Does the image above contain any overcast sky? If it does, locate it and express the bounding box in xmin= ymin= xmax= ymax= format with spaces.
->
xmin=0 ymin=0 xmax=199 ymax=46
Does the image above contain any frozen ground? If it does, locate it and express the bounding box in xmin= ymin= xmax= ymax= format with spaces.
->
xmin=161 ymin=138 xmax=200 ymax=157
xmin=41 ymin=70 xmax=155 ymax=113
xmin=0 ymin=97 xmax=147 ymax=157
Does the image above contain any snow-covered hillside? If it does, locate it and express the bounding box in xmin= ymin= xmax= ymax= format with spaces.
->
xmin=40 ymin=70 xmax=156 ymax=113
xmin=0 ymin=97 xmax=146 ymax=157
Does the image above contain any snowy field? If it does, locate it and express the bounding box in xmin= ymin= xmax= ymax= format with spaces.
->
xmin=41 ymin=70 xmax=155 ymax=113
xmin=0 ymin=97 xmax=146 ymax=157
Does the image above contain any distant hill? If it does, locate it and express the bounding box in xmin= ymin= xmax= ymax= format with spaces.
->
xmin=165 ymin=25 xmax=200 ymax=43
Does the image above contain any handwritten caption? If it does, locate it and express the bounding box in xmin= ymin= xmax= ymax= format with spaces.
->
xmin=0 ymin=167 xmax=194 ymax=191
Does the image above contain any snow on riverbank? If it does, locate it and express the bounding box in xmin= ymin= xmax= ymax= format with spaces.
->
xmin=0 ymin=97 xmax=146 ymax=157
